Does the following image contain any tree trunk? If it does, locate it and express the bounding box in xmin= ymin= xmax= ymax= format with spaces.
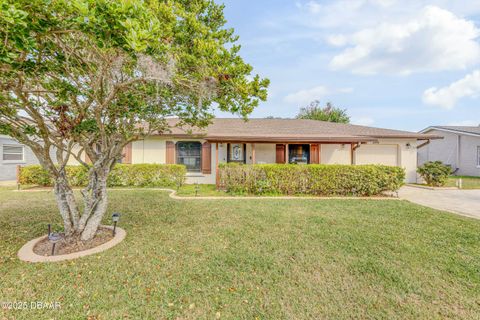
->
xmin=78 ymin=166 xmax=110 ymax=241
xmin=52 ymin=165 xmax=110 ymax=241
xmin=53 ymin=171 xmax=80 ymax=237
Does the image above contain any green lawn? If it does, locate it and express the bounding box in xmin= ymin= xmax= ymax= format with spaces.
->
xmin=446 ymin=176 xmax=480 ymax=189
xmin=1 ymin=188 xmax=479 ymax=319
xmin=176 ymin=184 xmax=225 ymax=196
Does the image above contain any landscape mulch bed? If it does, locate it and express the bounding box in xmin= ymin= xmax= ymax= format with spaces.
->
xmin=33 ymin=227 xmax=114 ymax=256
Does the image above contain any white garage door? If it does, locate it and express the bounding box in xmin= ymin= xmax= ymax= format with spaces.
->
xmin=355 ymin=145 xmax=398 ymax=166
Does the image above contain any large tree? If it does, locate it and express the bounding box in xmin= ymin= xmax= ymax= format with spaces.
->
xmin=0 ymin=0 xmax=268 ymax=240
xmin=296 ymin=101 xmax=350 ymax=123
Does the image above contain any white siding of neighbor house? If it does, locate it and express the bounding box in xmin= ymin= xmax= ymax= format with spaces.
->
xmin=457 ymin=135 xmax=480 ymax=176
xmin=418 ymin=129 xmax=459 ymax=169
xmin=320 ymin=144 xmax=351 ymax=165
xmin=418 ymin=129 xmax=480 ymax=177
xmin=0 ymin=136 xmax=41 ymax=181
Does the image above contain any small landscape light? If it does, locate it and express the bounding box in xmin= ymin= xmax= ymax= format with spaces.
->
xmin=48 ymin=232 xmax=61 ymax=256
xmin=194 ymin=183 xmax=199 ymax=197
xmin=112 ymin=213 xmax=120 ymax=236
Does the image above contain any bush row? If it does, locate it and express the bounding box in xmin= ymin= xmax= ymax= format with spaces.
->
xmin=19 ymin=164 xmax=186 ymax=188
xmin=219 ymin=163 xmax=405 ymax=196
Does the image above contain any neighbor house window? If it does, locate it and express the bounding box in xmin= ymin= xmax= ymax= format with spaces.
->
xmin=2 ymin=144 xmax=24 ymax=162
xmin=176 ymin=142 xmax=201 ymax=172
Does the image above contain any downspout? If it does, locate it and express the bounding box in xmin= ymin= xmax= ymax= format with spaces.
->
xmin=456 ymin=134 xmax=460 ymax=172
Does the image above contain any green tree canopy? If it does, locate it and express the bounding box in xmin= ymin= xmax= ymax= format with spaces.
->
xmin=0 ymin=0 xmax=268 ymax=240
xmin=296 ymin=101 xmax=350 ymax=123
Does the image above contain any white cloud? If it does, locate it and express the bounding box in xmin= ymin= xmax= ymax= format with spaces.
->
xmin=422 ymin=70 xmax=480 ymax=109
xmin=296 ymin=1 xmax=480 ymax=29
xmin=305 ymin=0 xmax=322 ymax=14
xmin=329 ymin=6 xmax=480 ymax=75
xmin=284 ymin=86 xmax=353 ymax=105
xmin=351 ymin=116 xmax=375 ymax=126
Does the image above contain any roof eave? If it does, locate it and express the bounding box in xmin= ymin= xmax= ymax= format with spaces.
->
xmin=420 ymin=126 xmax=480 ymax=137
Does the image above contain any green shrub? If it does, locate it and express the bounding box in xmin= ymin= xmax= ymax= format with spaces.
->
xmin=219 ymin=163 xmax=405 ymax=196
xmin=19 ymin=164 xmax=186 ymax=188
xmin=417 ymin=161 xmax=452 ymax=187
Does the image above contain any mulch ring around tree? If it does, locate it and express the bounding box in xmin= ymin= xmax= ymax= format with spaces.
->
xmin=33 ymin=227 xmax=114 ymax=256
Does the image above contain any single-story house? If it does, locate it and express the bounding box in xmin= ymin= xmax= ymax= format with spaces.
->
xmin=0 ymin=135 xmax=42 ymax=182
xmin=68 ymin=118 xmax=440 ymax=184
xmin=418 ymin=125 xmax=480 ymax=176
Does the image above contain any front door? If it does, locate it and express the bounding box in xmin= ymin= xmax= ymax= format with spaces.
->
xmin=288 ymin=144 xmax=310 ymax=164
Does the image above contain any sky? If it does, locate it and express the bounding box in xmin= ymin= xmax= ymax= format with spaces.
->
xmin=216 ymin=0 xmax=480 ymax=132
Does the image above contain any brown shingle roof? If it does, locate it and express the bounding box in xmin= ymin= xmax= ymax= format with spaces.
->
xmin=160 ymin=118 xmax=440 ymax=142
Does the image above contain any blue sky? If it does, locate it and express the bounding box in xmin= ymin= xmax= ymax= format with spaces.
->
xmin=217 ymin=0 xmax=480 ymax=131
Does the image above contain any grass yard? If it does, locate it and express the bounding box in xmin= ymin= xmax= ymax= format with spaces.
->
xmin=446 ymin=176 xmax=480 ymax=189
xmin=1 ymin=188 xmax=479 ymax=319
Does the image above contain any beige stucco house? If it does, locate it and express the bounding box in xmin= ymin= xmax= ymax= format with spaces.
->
xmin=418 ymin=126 xmax=480 ymax=177
xmin=69 ymin=118 xmax=439 ymax=184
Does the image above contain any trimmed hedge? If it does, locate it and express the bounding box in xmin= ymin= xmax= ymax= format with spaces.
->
xmin=19 ymin=164 xmax=187 ymax=188
xmin=219 ymin=163 xmax=405 ymax=196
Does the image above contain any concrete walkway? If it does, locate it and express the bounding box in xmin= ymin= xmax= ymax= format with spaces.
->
xmin=399 ymin=186 xmax=480 ymax=219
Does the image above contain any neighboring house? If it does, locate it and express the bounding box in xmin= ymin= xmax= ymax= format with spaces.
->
xmin=69 ymin=118 xmax=439 ymax=184
xmin=418 ymin=126 xmax=480 ymax=177
xmin=0 ymin=135 xmax=40 ymax=181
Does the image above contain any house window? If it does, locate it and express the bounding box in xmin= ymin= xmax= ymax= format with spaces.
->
xmin=2 ymin=144 xmax=24 ymax=162
xmin=288 ymin=144 xmax=310 ymax=164
xmin=176 ymin=142 xmax=201 ymax=172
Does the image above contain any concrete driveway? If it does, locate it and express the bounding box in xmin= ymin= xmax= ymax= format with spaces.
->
xmin=399 ymin=186 xmax=480 ymax=219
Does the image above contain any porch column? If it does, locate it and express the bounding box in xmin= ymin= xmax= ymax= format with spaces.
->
xmin=251 ymin=143 xmax=256 ymax=164
xmin=350 ymin=143 xmax=354 ymax=165
xmin=285 ymin=144 xmax=288 ymax=164
xmin=215 ymin=142 xmax=219 ymax=188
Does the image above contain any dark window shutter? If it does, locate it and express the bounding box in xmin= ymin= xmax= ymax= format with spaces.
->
xmin=310 ymin=144 xmax=319 ymax=164
xmin=166 ymin=141 xmax=175 ymax=164
xmin=122 ymin=143 xmax=132 ymax=164
xmin=276 ymin=144 xmax=285 ymax=163
xmin=202 ymin=142 xmax=212 ymax=174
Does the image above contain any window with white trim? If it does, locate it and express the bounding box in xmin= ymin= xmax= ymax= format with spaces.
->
xmin=2 ymin=144 xmax=24 ymax=162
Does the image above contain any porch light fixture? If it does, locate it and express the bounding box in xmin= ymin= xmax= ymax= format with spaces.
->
xmin=48 ymin=232 xmax=61 ymax=256
xmin=406 ymin=143 xmax=412 ymax=149
xmin=112 ymin=213 xmax=120 ymax=236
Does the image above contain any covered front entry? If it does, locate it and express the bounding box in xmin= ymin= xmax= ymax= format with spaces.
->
xmin=212 ymin=141 xmax=360 ymax=186
xmin=288 ymin=144 xmax=310 ymax=164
